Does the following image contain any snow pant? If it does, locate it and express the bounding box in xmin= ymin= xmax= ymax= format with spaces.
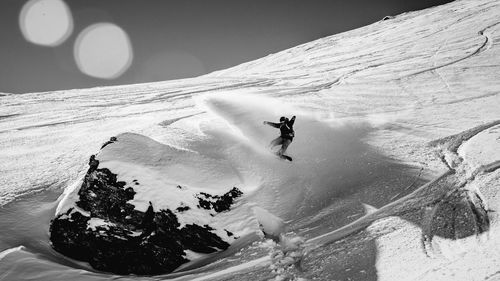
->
xmin=269 ymin=136 xmax=292 ymax=155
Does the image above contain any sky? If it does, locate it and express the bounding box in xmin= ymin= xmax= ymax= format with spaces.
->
xmin=0 ymin=0 xmax=453 ymax=94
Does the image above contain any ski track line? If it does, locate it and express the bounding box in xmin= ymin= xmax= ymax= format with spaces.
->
xmin=436 ymin=92 xmax=500 ymax=106
xmin=431 ymin=38 xmax=454 ymax=97
xmin=188 ymin=256 xmax=270 ymax=281
xmin=485 ymin=270 xmax=500 ymax=280
xmin=399 ymin=21 xmax=500 ymax=79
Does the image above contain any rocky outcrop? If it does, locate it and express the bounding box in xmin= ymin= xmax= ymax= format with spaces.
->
xmin=196 ymin=188 xmax=243 ymax=213
xmin=49 ymin=136 xmax=244 ymax=275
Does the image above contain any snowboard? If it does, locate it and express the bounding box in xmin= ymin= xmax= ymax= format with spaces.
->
xmin=277 ymin=154 xmax=293 ymax=161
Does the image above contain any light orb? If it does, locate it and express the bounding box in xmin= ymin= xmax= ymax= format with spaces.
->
xmin=19 ymin=0 xmax=73 ymax=46
xmin=74 ymin=23 xmax=133 ymax=79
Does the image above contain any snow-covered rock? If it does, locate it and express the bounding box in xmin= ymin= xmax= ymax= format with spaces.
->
xmin=49 ymin=134 xmax=261 ymax=274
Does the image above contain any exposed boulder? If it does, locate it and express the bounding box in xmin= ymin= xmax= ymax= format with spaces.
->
xmin=49 ymin=134 xmax=255 ymax=275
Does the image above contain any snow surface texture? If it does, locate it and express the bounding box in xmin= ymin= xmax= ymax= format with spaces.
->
xmin=1 ymin=0 xmax=500 ymax=280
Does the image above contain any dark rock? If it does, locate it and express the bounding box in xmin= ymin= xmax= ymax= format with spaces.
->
xmin=116 ymin=181 xmax=127 ymax=187
xmin=75 ymin=163 xmax=137 ymax=222
xmin=196 ymin=187 xmax=243 ymax=213
xmin=50 ymin=152 xmax=240 ymax=275
xmin=176 ymin=204 xmax=190 ymax=212
xmin=180 ymin=224 xmax=229 ymax=253
xmin=124 ymin=187 xmax=135 ymax=200
xmin=140 ymin=202 xmax=156 ymax=236
xmin=88 ymin=155 xmax=98 ymax=172
xmin=49 ymin=209 xmax=92 ymax=261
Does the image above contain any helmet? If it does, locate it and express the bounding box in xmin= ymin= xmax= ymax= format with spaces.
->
xmin=279 ymin=116 xmax=286 ymax=122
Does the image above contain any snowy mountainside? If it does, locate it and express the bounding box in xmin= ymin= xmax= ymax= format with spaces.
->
xmin=0 ymin=0 xmax=500 ymax=280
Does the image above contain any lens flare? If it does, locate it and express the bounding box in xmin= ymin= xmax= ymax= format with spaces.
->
xmin=19 ymin=0 xmax=73 ymax=46
xmin=74 ymin=23 xmax=133 ymax=79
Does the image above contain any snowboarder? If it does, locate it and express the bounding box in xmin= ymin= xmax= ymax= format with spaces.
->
xmin=263 ymin=115 xmax=296 ymax=161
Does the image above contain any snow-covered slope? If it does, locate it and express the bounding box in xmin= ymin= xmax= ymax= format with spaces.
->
xmin=1 ymin=0 xmax=500 ymax=280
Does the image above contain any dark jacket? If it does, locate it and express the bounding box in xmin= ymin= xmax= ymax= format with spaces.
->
xmin=265 ymin=116 xmax=296 ymax=140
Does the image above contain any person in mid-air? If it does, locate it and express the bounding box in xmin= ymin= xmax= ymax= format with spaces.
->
xmin=263 ymin=115 xmax=296 ymax=157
